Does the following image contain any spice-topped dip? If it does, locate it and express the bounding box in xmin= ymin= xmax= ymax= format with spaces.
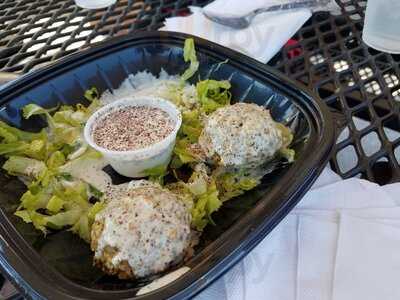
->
xmin=92 ymin=106 xmax=175 ymax=151
xmin=84 ymin=96 xmax=182 ymax=177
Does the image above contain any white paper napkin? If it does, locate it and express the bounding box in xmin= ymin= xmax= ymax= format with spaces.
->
xmin=162 ymin=3 xmax=311 ymax=63
xmin=297 ymin=215 xmax=338 ymax=300
xmin=243 ymin=214 xmax=299 ymax=300
xmin=333 ymin=215 xmax=400 ymax=300
xmin=293 ymin=207 xmax=400 ymax=300
xmin=197 ymin=215 xmax=299 ymax=300
xmin=194 ymin=169 xmax=400 ymax=300
xmin=295 ymin=178 xmax=397 ymax=211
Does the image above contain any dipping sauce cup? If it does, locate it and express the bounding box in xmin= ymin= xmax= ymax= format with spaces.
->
xmin=84 ymin=96 xmax=182 ymax=178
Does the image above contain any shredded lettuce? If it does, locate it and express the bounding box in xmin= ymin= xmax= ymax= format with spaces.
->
xmin=53 ymin=109 xmax=86 ymax=127
xmin=187 ymin=169 xmax=208 ymax=196
xmin=46 ymin=195 xmax=65 ymax=213
xmin=88 ymin=201 xmax=106 ymax=221
xmin=70 ymin=215 xmax=90 ymax=242
xmin=3 ymin=156 xmax=47 ymax=179
xmin=0 ymin=120 xmax=46 ymax=142
xmin=22 ymin=104 xmax=57 ymax=130
xmin=276 ymin=123 xmax=295 ymax=162
xmin=14 ymin=210 xmax=31 ymax=223
xmin=144 ymin=164 xmax=168 ymax=185
xmin=196 ymin=79 xmax=231 ymax=114
xmin=0 ymin=139 xmax=47 ymax=160
xmin=173 ymin=138 xmax=199 ymax=164
xmin=165 ymin=166 xmax=223 ymax=231
xmin=181 ymin=38 xmax=199 ymax=82
xmin=181 ymin=109 xmax=203 ymax=142
xmin=216 ymin=172 xmax=261 ymax=202
xmin=84 ymin=87 xmax=100 ymax=102
xmin=20 ymin=186 xmax=53 ymax=211
xmin=28 ymin=211 xmax=48 ymax=232
xmin=47 ymin=151 xmax=66 ymax=169
xmin=0 ymin=127 xmax=18 ymax=142
xmin=23 ymin=179 xmax=105 ymax=241
xmin=0 ymin=100 xmax=105 ymax=242
xmin=88 ymin=184 xmax=104 ymax=199
xmin=191 ymin=178 xmax=221 ymax=230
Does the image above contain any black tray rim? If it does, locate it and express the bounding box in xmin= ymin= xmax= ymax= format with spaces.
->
xmin=0 ymin=31 xmax=335 ymax=300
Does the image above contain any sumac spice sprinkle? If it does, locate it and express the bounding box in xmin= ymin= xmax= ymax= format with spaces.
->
xmin=92 ymin=106 xmax=175 ymax=151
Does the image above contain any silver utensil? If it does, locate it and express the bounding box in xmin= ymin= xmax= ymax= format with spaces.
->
xmin=203 ymin=0 xmax=329 ymax=29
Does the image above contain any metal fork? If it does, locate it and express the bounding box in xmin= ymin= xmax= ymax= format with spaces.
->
xmin=203 ymin=0 xmax=329 ymax=29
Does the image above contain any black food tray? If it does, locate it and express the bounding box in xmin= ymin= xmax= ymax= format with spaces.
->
xmin=0 ymin=31 xmax=335 ymax=299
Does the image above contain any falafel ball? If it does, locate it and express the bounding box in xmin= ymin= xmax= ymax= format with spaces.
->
xmin=91 ymin=183 xmax=192 ymax=279
xmin=198 ymin=103 xmax=283 ymax=168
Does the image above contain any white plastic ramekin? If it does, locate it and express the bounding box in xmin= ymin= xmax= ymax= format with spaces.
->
xmin=84 ymin=96 xmax=182 ymax=178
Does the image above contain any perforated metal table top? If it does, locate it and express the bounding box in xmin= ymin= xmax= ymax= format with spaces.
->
xmin=0 ymin=0 xmax=399 ymax=296
xmin=269 ymin=0 xmax=400 ymax=185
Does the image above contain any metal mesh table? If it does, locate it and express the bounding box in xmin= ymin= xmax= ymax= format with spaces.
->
xmin=0 ymin=0 xmax=209 ymax=73
xmin=0 ymin=0 xmax=399 ymax=298
xmin=270 ymin=0 xmax=400 ymax=185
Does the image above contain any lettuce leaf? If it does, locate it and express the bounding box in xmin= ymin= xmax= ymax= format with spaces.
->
xmin=185 ymin=167 xmax=222 ymax=230
xmin=70 ymin=215 xmax=90 ymax=242
xmin=275 ymin=123 xmax=295 ymax=162
xmin=16 ymin=177 xmax=104 ymax=241
xmin=0 ymin=127 xmax=17 ymax=142
xmin=54 ymin=89 xmax=102 ymax=126
xmin=1 ymin=97 xmax=106 ymax=243
xmin=88 ymin=184 xmax=104 ymax=199
xmin=181 ymin=38 xmax=199 ymax=82
xmin=22 ymin=103 xmax=86 ymax=149
xmin=196 ymin=79 xmax=231 ymax=114
xmin=84 ymin=87 xmax=100 ymax=102
xmin=173 ymin=138 xmax=198 ymax=164
xmin=88 ymin=201 xmax=105 ymax=222
xmin=3 ymin=156 xmax=47 ymax=179
xmin=20 ymin=188 xmax=52 ymax=211
xmin=47 ymin=151 xmax=66 ymax=169
xmin=144 ymin=164 xmax=168 ymax=185
xmin=45 ymin=208 xmax=82 ymax=230
xmin=215 ymin=171 xmax=261 ymax=202
xmin=0 ymin=120 xmax=46 ymax=142
xmin=53 ymin=110 xmax=86 ymax=127
xmin=46 ymin=195 xmax=64 ymax=213
xmin=191 ymin=178 xmax=221 ymax=230
xmin=181 ymin=109 xmax=203 ymax=143
xmin=29 ymin=211 xmax=48 ymax=233
xmin=0 ymin=139 xmax=47 ymax=160
xmin=187 ymin=169 xmax=208 ymax=196
xmin=22 ymin=104 xmax=57 ymax=130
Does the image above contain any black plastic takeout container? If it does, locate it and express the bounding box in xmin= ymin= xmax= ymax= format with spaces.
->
xmin=0 ymin=31 xmax=335 ymax=299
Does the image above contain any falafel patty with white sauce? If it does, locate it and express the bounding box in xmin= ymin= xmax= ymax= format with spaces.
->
xmin=198 ymin=103 xmax=283 ymax=167
xmin=91 ymin=182 xmax=192 ymax=279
